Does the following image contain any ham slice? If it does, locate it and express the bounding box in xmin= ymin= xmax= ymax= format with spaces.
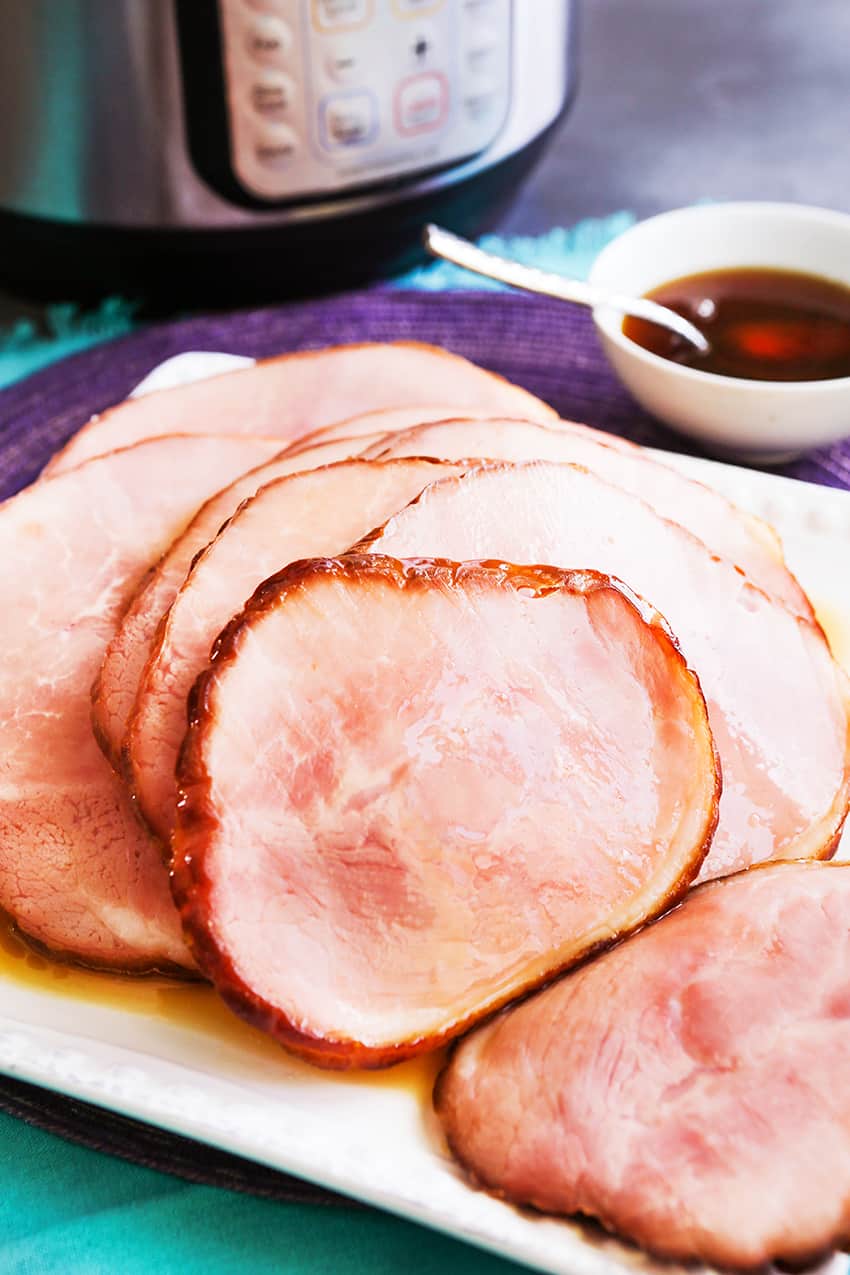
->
xmin=436 ymin=860 xmax=850 ymax=1268
xmin=282 ymin=404 xmax=513 ymax=454
xmin=45 ymin=342 xmax=555 ymax=475
xmin=125 ymin=459 xmax=459 ymax=842
xmin=0 ymin=434 xmax=287 ymax=970
xmin=359 ymin=463 xmax=850 ymax=879
xmin=287 ymin=406 xmax=657 ymax=463
xmin=172 ymin=556 xmax=719 ymax=1068
xmin=364 ymin=417 xmax=809 ymax=618
xmin=92 ymin=431 xmax=388 ymax=771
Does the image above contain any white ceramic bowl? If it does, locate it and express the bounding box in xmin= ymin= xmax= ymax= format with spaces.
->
xmin=589 ymin=202 xmax=850 ymax=461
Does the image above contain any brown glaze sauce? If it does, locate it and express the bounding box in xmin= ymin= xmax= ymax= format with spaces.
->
xmin=0 ymin=912 xmax=443 ymax=1095
xmin=623 ymin=267 xmax=850 ymax=381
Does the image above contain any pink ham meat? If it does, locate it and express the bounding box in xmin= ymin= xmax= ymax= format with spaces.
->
xmin=359 ymin=463 xmax=850 ymax=880
xmin=172 ymin=556 xmax=719 ymax=1068
xmin=92 ymin=430 xmax=389 ymax=771
xmin=436 ymin=860 xmax=850 ymax=1268
xmin=45 ymin=342 xmax=555 ymax=475
xmin=364 ymin=417 xmax=809 ymax=618
xmin=292 ymin=408 xmax=642 ymax=462
xmin=125 ymin=459 xmax=459 ymax=842
xmin=281 ymin=404 xmax=513 ymax=454
xmin=0 ymin=434 xmax=287 ymax=970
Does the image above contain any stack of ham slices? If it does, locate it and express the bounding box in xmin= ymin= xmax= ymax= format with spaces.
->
xmin=3 ymin=340 xmax=850 ymax=1266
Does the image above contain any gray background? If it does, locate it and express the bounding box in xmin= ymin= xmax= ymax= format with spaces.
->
xmin=505 ymin=0 xmax=850 ymax=232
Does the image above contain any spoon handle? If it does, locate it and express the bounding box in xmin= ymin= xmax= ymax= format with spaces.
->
xmin=423 ymin=225 xmax=709 ymax=354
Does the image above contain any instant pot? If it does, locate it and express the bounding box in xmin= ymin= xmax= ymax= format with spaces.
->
xmin=0 ymin=0 xmax=576 ymax=304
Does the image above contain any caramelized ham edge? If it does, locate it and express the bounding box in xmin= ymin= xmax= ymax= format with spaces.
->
xmin=171 ymin=555 xmax=720 ymax=1069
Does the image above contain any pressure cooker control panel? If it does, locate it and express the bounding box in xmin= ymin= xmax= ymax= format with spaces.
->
xmin=189 ymin=0 xmax=512 ymax=202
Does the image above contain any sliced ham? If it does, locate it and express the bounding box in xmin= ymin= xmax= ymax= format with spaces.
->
xmin=286 ymin=406 xmax=657 ymax=463
xmin=92 ymin=431 xmax=388 ymax=771
xmin=0 ymin=434 xmax=288 ymax=970
xmin=282 ymin=404 xmax=514 ymax=454
xmin=172 ymin=556 xmax=719 ymax=1068
xmin=436 ymin=860 xmax=850 ymax=1268
xmin=364 ymin=417 xmax=809 ymax=618
xmin=359 ymin=462 xmax=850 ymax=880
xmin=125 ymin=459 xmax=459 ymax=842
xmin=45 ymin=342 xmax=555 ymax=475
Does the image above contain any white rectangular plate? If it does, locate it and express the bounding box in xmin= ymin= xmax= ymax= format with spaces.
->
xmin=2 ymin=354 xmax=850 ymax=1275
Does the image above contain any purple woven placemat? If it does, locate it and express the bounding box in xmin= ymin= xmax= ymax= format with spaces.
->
xmin=2 ymin=288 xmax=850 ymax=501
xmin=0 ymin=287 xmax=848 ymax=1198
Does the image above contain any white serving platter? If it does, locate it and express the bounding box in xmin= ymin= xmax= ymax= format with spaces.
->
xmin=2 ymin=353 xmax=849 ymax=1275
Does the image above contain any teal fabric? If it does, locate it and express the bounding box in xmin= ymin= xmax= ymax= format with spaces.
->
xmin=394 ymin=213 xmax=637 ymax=291
xmin=0 ymin=1111 xmax=527 ymax=1274
xmin=0 ymin=298 xmax=138 ymax=390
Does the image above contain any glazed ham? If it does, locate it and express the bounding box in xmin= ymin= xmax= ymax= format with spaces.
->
xmin=45 ymin=342 xmax=555 ymax=475
xmin=172 ymin=557 xmax=719 ymax=1067
xmin=365 ymin=417 xmax=810 ymax=618
xmin=92 ymin=430 xmax=389 ymax=771
xmin=125 ymin=459 xmax=459 ymax=842
xmin=360 ymin=463 xmax=850 ymax=879
xmin=0 ymin=433 xmax=285 ymax=970
xmin=436 ymin=860 xmax=850 ymax=1268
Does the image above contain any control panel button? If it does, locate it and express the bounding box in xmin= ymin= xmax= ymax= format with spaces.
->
xmin=249 ymin=70 xmax=296 ymax=120
xmin=462 ymin=85 xmax=500 ymax=123
xmin=312 ymin=0 xmax=373 ymax=31
xmin=252 ymin=123 xmax=300 ymax=168
xmin=319 ymin=91 xmax=378 ymax=148
xmin=217 ymin=0 xmax=513 ymax=201
xmin=392 ymin=0 xmax=445 ymax=16
xmin=395 ymin=72 xmax=448 ymax=135
xmin=464 ymin=24 xmax=501 ymax=75
xmin=244 ymin=14 xmax=293 ymax=66
xmin=324 ymin=45 xmax=363 ymax=84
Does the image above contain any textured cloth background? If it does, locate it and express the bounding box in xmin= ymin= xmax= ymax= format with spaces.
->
xmin=0 ymin=1110 xmax=525 ymax=1275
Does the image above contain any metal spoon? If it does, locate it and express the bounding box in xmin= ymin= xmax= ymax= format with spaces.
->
xmin=423 ymin=224 xmax=710 ymax=355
